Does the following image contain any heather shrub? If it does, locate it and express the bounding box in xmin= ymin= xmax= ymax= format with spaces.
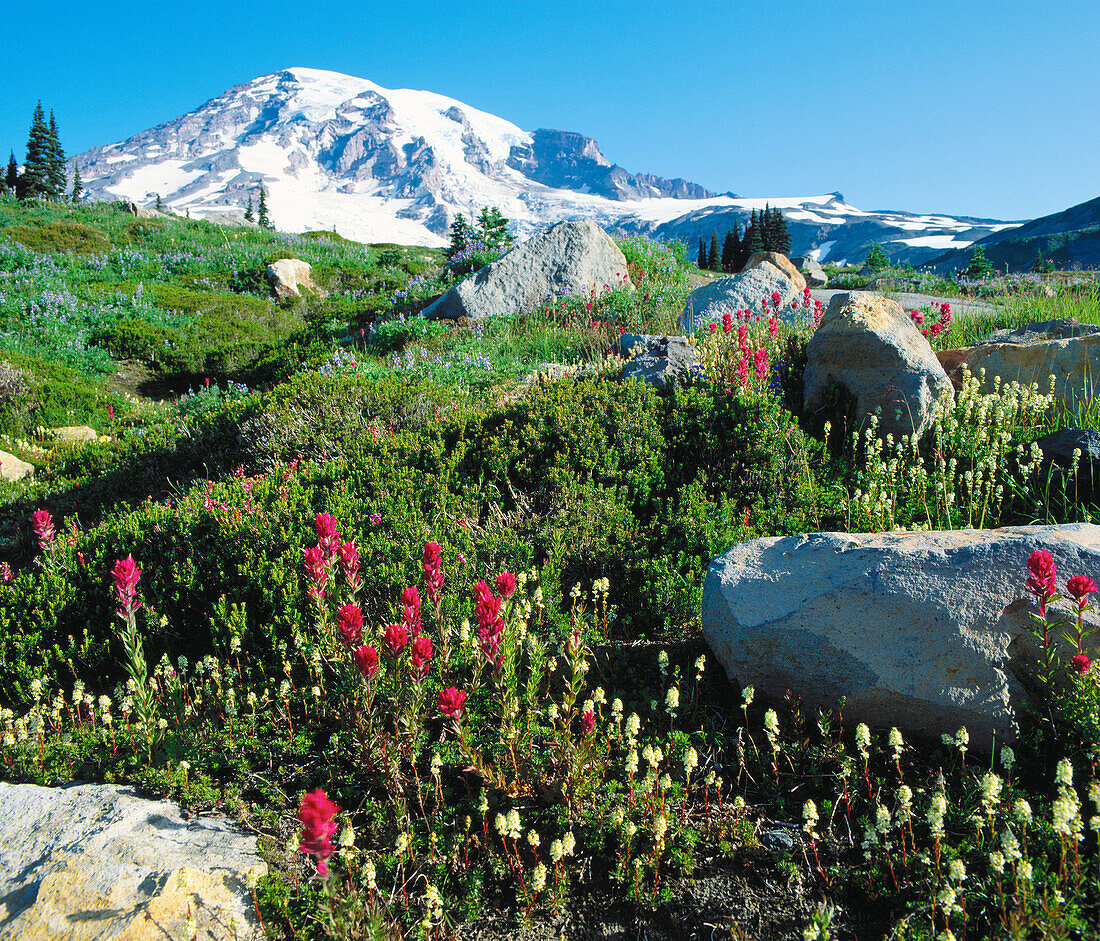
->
xmin=4 ymin=221 xmax=111 ymax=254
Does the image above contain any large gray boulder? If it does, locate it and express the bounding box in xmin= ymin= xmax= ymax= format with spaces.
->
xmin=803 ymin=292 xmax=952 ymax=440
xmin=679 ymin=266 xmax=800 ymax=332
xmin=423 ymin=219 xmax=632 ymax=320
xmin=702 ymin=524 xmax=1100 ymax=749
xmin=0 ymin=782 xmax=266 ymax=940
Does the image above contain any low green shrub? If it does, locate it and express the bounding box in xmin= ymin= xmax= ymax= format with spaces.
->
xmin=4 ymin=221 xmax=111 ymax=254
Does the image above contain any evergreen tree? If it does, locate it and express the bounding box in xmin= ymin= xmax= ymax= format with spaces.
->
xmin=697 ymin=236 xmax=707 ymax=269
xmin=21 ymin=102 xmax=51 ymax=199
xmin=865 ymin=243 xmax=889 ymax=271
xmin=448 ymin=213 xmax=473 ymax=258
xmin=4 ymin=152 xmax=17 ymax=192
xmin=966 ymin=244 xmax=993 ymax=279
xmin=476 ymin=206 xmax=513 ymax=250
xmin=155 ymin=193 xmax=163 ymax=212
xmin=244 ymin=195 xmax=254 ymax=223
xmin=45 ymin=110 xmax=66 ymax=199
xmin=709 ymin=231 xmax=721 ymax=271
xmin=761 ymin=204 xmax=774 ymax=251
xmin=747 ymin=209 xmax=765 ymax=254
xmin=257 ymin=186 xmax=271 ymax=228
xmin=774 ymin=209 xmax=791 ymax=255
xmin=721 ymin=229 xmax=737 ymax=273
xmin=70 ymin=164 xmax=82 ymax=203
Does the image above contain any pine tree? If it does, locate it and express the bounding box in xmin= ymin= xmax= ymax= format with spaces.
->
xmin=70 ymin=164 xmax=82 ymax=203
xmin=257 ymin=186 xmax=271 ymax=229
xmin=4 ymin=153 xmax=17 ymax=192
xmin=774 ymin=209 xmax=791 ymax=255
xmin=448 ymin=213 xmax=473 ymax=258
xmin=748 ymin=210 xmax=765 ymax=254
xmin=21 ymin=102 xmax=51 ymax=199
xmin=760 ymin=205 xmax=774 ymax=252
xmin=244 ymin=196 xmax=254 ymax=222
xmin=721 ymin=229 xmax=736 ymax=273
xmin=697 ymin=236 xmax=707 ymax=269
xmin=476 ymin=206 xmax=513 ymax=250
xmin=45 ymin=110 xmax=66 ymax=199
xmin=966 ymin=244 xmax=993 ymax=279
xmin=155 ymin=193 xmax=163 ymax=212
xmin=865 ymin=243 xmax=889 ymax=271
xmin=707 ymin=231 xmax=719 ymax=271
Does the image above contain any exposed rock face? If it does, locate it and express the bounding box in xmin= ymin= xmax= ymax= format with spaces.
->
xmin=616 ymin=333 xmax=702 ymax=388
xmin=943 ymin=319 xmax=1100 ymax=411
xmin=506 ymin=129 xmax=716 ymax=202
xmin=0 ymin=782 xmax=266 ymax=940
xmin=701 ymin=524 xmax=1100 ymax=749
xmin=422 ymin=219 xmax=632 ymax=320
xmin=742 ymin=252 xmax=806 ymax=293
xmin=266 ymin=258 xmax=322 ymax=299
xmin=679 ymin=266 xmax=800 ymax=332
xmin=803 ymin=292 xmax=952 ymax=440
xmin=0 ymin=450 xmax=33 ymax=481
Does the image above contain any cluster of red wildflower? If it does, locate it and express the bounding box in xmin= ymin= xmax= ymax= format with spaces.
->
xmin=112 ymin=555 xmax=142 ymax=618
xmin=298 ymin=789 xmax=340 ymax=878
xmin=1027 ymin=549 xmax=1098 ymax=674
xmin=423 ymin=541 xmax=444 ymax=606
xmin=31 ymin=509 xmax=55 ymax=552
xmin=473 ymin=578 xmax=506 ymax=667
xmin=909 ymin=302 xmax=953 ymax=340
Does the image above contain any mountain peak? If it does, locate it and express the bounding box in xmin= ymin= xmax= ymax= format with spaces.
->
xmin=73 ymin=69 xmax=1014 ymax=260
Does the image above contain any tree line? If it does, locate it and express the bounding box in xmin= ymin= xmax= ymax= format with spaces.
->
xmin=697 ymin=205 xmax=791 ymax=272
xmin=3 ymin=101 xmax=82 ymax=202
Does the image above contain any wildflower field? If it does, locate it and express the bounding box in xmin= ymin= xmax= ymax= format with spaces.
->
xmin=3 ymin=196 xmax=1100 ymax=939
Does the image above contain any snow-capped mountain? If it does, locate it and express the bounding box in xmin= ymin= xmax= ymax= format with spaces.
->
xmin=76 ymin=67 xmax=1020 ymax=263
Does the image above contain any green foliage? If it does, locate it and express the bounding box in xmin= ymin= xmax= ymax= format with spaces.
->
xmin=865 ymin=243 xmax=890 ymax=271
xmin=966 ymin=243 xmax=994 ymax=278
xmin=4 ymin=221 xmax=110 ymax=254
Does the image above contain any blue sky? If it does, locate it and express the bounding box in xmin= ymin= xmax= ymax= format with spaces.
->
xmin=3 ymin=0 xmax=1096 ymax=221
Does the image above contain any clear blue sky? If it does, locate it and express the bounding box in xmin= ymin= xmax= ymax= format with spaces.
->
xmin=3 ymin=0 xmax=1096 ymax=221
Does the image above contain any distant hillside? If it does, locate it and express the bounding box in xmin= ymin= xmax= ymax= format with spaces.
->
xmin=927 ymin=195 xmax=1100 ymax=273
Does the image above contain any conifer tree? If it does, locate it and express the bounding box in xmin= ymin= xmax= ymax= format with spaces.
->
xmin=748 ymin=210 xmax=765 ymax=254
xmin=21 ymin=102 xmax=51 ymax=199
xmin=155 ymin=193 xmax=163 ymax=212
xmin=70 ymin=164 xmax=82 ymax=203
xmin=476 ymin=206 xmax=513 ymax=250
xmin=697 ymin=236 xmax=707 ymax=269
xmin=257 ymin=186 xmax=271 ymax=229
xmin=244 ymin=196 xmax=254 ymax=222
xmin=45 ymin=110 xmax=66 ymax=200
xmin=709 ymin=231 xmax=721 ymax=271
xmin=774 ymin=209 xmax=791 ymax=255
xmin=448 ymin=213 xmax=473 ymax=258
xmin=760 ymin=205 xmax=774 ymax=251
xmin=721 ymin=229 xmax=736 ymax=273
xmin=966 ymin=244 xmax=993 ymax=279
xmin=4 ymin=153 xmax=17 ymax=192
